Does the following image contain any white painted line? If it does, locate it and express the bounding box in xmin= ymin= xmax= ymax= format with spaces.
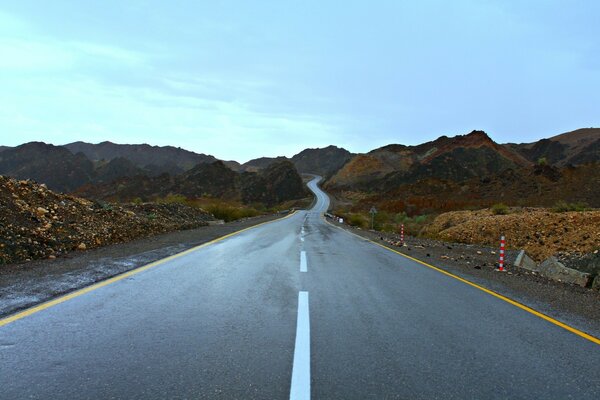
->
xmin=290 ymin=291 xmax=310 ymax=400
xmin=300 ymin=251 xmax=307 ymax=272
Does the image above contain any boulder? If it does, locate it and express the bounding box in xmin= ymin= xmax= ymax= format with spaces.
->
xmin=513 ymin=250 xmax=538 ymax=272
xmin=538 ymin=256 xmax=591 ymax=287
xmin=592 ymin=275 xmax=600 ymax=291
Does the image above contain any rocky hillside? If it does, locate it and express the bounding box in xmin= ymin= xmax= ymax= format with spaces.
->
xmin=341 ymin=163 xmax=599 ymax=216
xmin=241 ymin=156 xmax=289 ymax=173
xmin=290 ymin=145 xmax=354 ymax=178
xmin=76 ymin=160 xmax=309 ymax=207
xmin=0 ymin=141 xmax=223 ymax=193
xmin=0 ymin=142 xmax=95 ymax=192
xmin=423 ymin=208 xmax=600 ymax=262
xmin=241 ymin=146 xmax=354 ymax=177
xmin=0 ymin=176 xmax=214 ymax=265
xmin=506 ymin=128 xmax=599 ymax=167
xmin=241 ymin=161 xmax=308 ymax=205
xmin=64 ymin=141 xmax=218 ymax=173
xmin=327 ymin=130 xmax=530 ymax=191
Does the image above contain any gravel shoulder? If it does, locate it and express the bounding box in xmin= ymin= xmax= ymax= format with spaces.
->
xmin=327 ymin=218 xmax=600 ymax=339
xmin=0 ymin=213 xmax=288 ymax=318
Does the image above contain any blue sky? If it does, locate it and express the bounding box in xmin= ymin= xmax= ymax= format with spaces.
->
xmin=0 ymin=1 xmax=598 ymax=162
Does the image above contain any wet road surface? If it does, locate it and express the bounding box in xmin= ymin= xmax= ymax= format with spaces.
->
xmin=1 ymin=177 xmax=599 ymax=399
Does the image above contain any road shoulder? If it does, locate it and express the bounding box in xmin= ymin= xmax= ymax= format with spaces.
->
xmin=0 ymin=213 xmax=290 ymax=318
xmin=326 ymin=218 xmax=600 ymax=340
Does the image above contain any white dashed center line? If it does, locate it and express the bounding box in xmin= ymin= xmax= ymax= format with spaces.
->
xmin=290 ymin=291 xmax=310 ymax=400
xmin=300 ymin=251 xmax=307 ymax=272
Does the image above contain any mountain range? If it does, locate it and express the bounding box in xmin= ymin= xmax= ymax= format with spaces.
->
xmin=0 ymin=128 xmax=597 ymax=211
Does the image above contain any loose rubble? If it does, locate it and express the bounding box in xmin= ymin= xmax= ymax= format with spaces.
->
xmin=422 ymin=208 xmax=600 ymax=262
xmin=0 ymin=176 xmax=214 ymax=265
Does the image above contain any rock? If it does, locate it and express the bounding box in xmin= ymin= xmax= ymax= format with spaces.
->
xmin=592 ymin=275 xmax=600 ymax=291
xmin=513 ymin=250 xmax=538 ymax=272
xmin=476 ymin=251 xmax=482 ymax=255
xmin=36 ymin=207 xmax=49 ymax=216
xmin=77 ymin=243 xmax=87 ymax=251
xmin=538 ymin=256 xmax=591 ymax=287
xmin=48 ymin=255 xmax=56 ymax=259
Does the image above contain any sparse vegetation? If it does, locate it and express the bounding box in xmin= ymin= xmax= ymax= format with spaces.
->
xmin=552 ymin=200 xmax=589 ymax=213
xmin=491 ymin=203 xmax=509 ymax=215
xmin=204 ymin=203 xmax=260 ymax=222
xmin=334 ymin=208 xmax=434 ymax=235
xmin=537 ymin=157 xmax=547 ymax=166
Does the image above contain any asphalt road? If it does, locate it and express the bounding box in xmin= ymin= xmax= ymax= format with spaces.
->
xmin=1 ymin=177 xmax=599 ymax=399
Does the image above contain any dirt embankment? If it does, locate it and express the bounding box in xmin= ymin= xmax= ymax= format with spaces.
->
xmin=0 ymin=176 xmax=214 ymax=265
xmin=422 ymin=208 xmax=600 ymax=262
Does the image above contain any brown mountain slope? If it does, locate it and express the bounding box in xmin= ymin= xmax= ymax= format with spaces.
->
xmin=0 ymin=142 xmax=95 ymax=192
xmin=76 ymin=160 xmax=309 ymax=208
xmin=64 ymin=141 xmax=218 ymax=172
xmin=507 ymin=128 xmax=599 ymax=166
xmin=327 ymin=130 xmax=530 ymax=191
xmin=346 ymin=163 xmax=600 ymax=216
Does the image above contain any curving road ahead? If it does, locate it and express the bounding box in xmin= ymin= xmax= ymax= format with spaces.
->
xmin=1 ymin=176 xmax=599 ymax=399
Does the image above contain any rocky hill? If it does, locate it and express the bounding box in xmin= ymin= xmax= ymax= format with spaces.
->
xmin=423 ymin=208 xmax=600 ymax=262
xmin=342 ymin=162 xmax=599 ymax=216
xmin=241 ymin=156 xmax=289 ymax=172
xmin=327 ymin=130 xmax=530 ymax=191
xmin=76 ymin=160 xmax=309 ymax=207
xmin=0 ymin=142 xmax=95 ymax=192
xmin=290 ymin=145 xmax=353 ymax=178
xmin=241 ymin=146 xmax=354 ymax=177
xmin=506 ymin=128 xmax=599 ymax=167
xmin=0 ymin=176 xmax=214 ymax=264
xmin=64 ymin=141 xmax=218 ymax=173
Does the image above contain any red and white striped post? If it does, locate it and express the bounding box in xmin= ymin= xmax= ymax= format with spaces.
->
xmin=498 ymin=235 xmax=506 ymax=271
xmin=400 ymin=224 xmax=405 ymax=245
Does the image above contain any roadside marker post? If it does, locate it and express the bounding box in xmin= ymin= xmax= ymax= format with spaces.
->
xmin=400 ymin=223 xmax=405 ymax=245
xmin=369 ymin=206 xmax=377 ymax=230
xmin=498 ymin=236 xmax=506 ymax=271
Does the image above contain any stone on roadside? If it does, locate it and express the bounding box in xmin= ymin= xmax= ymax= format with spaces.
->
xmin=538 ymin=256 xmax=591 ymax=287
xmin=513 ymin=250 xmax=538 ymax=272
xmin=77 ymin=243 xmax=87 ymax=251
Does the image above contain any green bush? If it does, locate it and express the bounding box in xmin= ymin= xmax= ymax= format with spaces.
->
xmin=552 ymin=200 xmax=589 ymax=212
xmin=491 ymin=203 xmax=509 ymax=215
xmin=537 ymin=157 xmax=548 ymax=166
xmin=205 ymin=203 xmax=260 ymax=222
xmin=158 ymin=194 xmax=188 ymax=205
xmin=348 ymin=213 xmax=368 ymax=229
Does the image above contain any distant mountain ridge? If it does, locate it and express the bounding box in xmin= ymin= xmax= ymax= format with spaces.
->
xmin=64 ymin=141 xmax=218 ymax=174
xmin=241 ymin=145 xmax=354 ymax=178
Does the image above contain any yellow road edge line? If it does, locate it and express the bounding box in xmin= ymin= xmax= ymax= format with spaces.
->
xmin=0 ymin=211 xmax=298 ymax=328
xmin=324 ymin=218 xmax=600 ymax=346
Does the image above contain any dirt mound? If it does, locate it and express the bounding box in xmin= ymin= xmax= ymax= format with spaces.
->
xmin=0 ymin=176 xmax=214 ymax=265
xmin=423 ymin=208 xmax=600 ymax=261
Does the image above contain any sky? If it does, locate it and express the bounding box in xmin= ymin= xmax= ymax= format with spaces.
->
xmin=0 ymin=1 xmax=598 ymax=162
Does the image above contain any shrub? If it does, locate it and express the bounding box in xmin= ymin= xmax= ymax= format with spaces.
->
xmin=491 ymin=203 xmax=509 ymax=215
xmin=158 ymin=194 xmax=188 ymax=205
xmin=205 ymin=203 xmax=260 ymax=222
xmin=537 ymin=157 xmax=548 ymax=166
xmin=552 ymin=200 xmax=589 ymax=213
xmin=348 ymin=213 xmax=368 ymax=229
